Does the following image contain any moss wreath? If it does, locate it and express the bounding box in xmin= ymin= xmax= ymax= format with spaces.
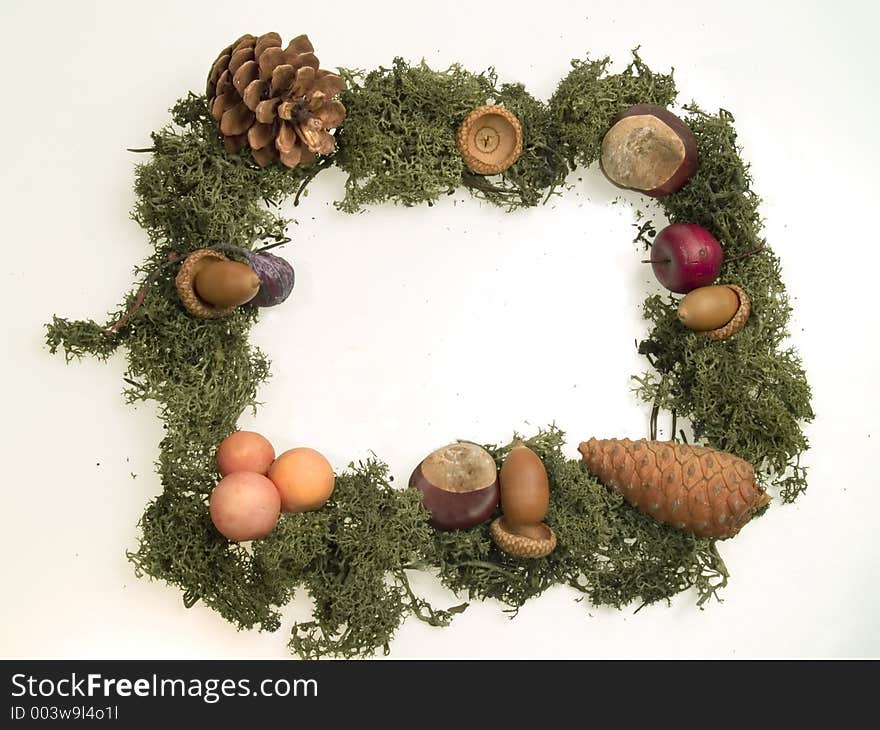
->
xmin=45 ymin=38 xmax=813 ymax=659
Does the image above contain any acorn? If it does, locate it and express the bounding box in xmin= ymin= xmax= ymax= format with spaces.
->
xmin=600 ymin=104 xmax=698 ymax=197
xmin=457 ymin=105 xmax=523 ymax=175
xmin=175 ymin=248 xmax=260 ymax=319
xmin=195 ymin=259 xmax=260 ymax=308
xmin=409 ymin=442 xmax=499 ymax=530
xmin=678 ymin=284 xmax=751 ymax=340
xmin=490 ymin=441 xmax=556 ymax=559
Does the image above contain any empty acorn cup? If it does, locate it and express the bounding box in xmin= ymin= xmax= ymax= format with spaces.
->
xmin=176 ymin=248 xmax=261 ymax=319
xmin=457 ymin=105 xmax=523 ymax=175
xmin=677 ymin=284 xmax=751 ymax=341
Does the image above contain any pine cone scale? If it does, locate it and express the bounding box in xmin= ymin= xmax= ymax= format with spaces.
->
xmin=287 ymin=34 xmax=313 ymax=54
xmin=277 ymin=123 xmax=297 ymax=154
xmin=300 ymin=118 xmax=334 ymax=154
xmin=228 ymin=48 xmax=254 ymax=77
xmin=248 ymin=122 xmax=275 ymax=150
xmin=243 ymin=79 xmax=268 ymax=110
xmin=211 ymin=93 xmax=235 ymax=122
xmin=279 ymin=145 xmax=302 ymax=167
xmin=233 ymin=61 xmax=259 ymax=95
xmin=277 ymin=102 xmax=295 ymax=121
xmin=224 ymin=134 xmax=247 ymax=154
xmin=220 ymin=103 xmax=254 ymax=136
xmin=232 ymin=34 xmax=256 ymax=51
xmin=292 ymin=53 xmax=320 ymax=71
xmin=215 ymin=70 xmax=234 ymax=98
xmin=252 ymin=145 xmax=278 ymax=166
xmin=258 ymin=47 xmax=285 ymax=78
xmin=293 ymin=66 xmax=317 ymax=95
xmin=314 ymin=74 xmax=345 ymax=98
xmin=255 ymin=99 xmax=279 ymax=124
xmin=270 ymin=65 xmax=296 ymax=96
xmin=208 ymin=56 xmax=229 ymax=89
xmin=254 ymin=32 xmax=281 ymax=59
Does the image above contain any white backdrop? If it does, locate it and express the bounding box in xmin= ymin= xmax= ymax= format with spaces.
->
xmin=2 ymin=0 xmax=878 ymax=658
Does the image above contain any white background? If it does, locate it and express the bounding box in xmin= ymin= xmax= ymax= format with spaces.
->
xmin=1 ymin=0 xmax=878 ymax=659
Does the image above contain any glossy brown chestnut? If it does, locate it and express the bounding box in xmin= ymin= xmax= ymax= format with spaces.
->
xmin=409 ymin=442 xmax=499 ymax=530
xmin=600 ymin=104 xmax=698 ymax=197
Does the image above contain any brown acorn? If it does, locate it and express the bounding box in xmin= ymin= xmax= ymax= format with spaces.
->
xmin=500 ymin=441 xmax=549 ymax=528
xmin=677 ymin=285 xmax=740 ymax=331
xmin=677 ymin=284 xmax=751 ymax=340
xmin=195 ymin=259 xmax=261 ymax=308
xmin=700 ymin=285 xmax=751 ymax=341
xmin=175 ymin=249 xmax=260 ymax=319
xmin=490 ymin=441 xmax=556 ymax=559
xmin=600 ymin=104 xmax=698 ymax=197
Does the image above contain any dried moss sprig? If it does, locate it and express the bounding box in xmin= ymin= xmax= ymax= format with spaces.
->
xmin=634 ymin=108 xmax=813 ymax=501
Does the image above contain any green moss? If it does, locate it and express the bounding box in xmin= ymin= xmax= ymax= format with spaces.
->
xmin=334 ymin=59 xmax=493 ymax=212
xmin=128 ymin=491 xmax=283 ymax=631
xmin=131 ymin=93 xmax=314 ymax=253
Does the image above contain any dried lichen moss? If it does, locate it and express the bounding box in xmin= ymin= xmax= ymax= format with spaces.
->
xmin=44 ymin=51 xmax=811 ymax=659
xmin=334 ymin=59 xmax=491 ymax=211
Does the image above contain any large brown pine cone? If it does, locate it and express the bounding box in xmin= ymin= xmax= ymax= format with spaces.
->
xmin=578 ymin=438 xmax=769 ymax=539
xmin=206 ymin=32 xmax=346 ymax=168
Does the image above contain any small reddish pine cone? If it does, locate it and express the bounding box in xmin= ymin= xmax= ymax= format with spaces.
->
xmin=578 ymin=438 xmax=769 ymax=539
xmin=206 ymin=32 xmax=346 ymax=168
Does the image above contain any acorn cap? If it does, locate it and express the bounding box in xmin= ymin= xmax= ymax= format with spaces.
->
xmin=490 ymin=517 xmax=557 ymax=559
xmin=457 ymin=105 xmax=523 ymax=175
xmin=175 ymin=249 xmax=237 ymax=319
xmin=701 ymin=285 xmax=751 ymax=341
